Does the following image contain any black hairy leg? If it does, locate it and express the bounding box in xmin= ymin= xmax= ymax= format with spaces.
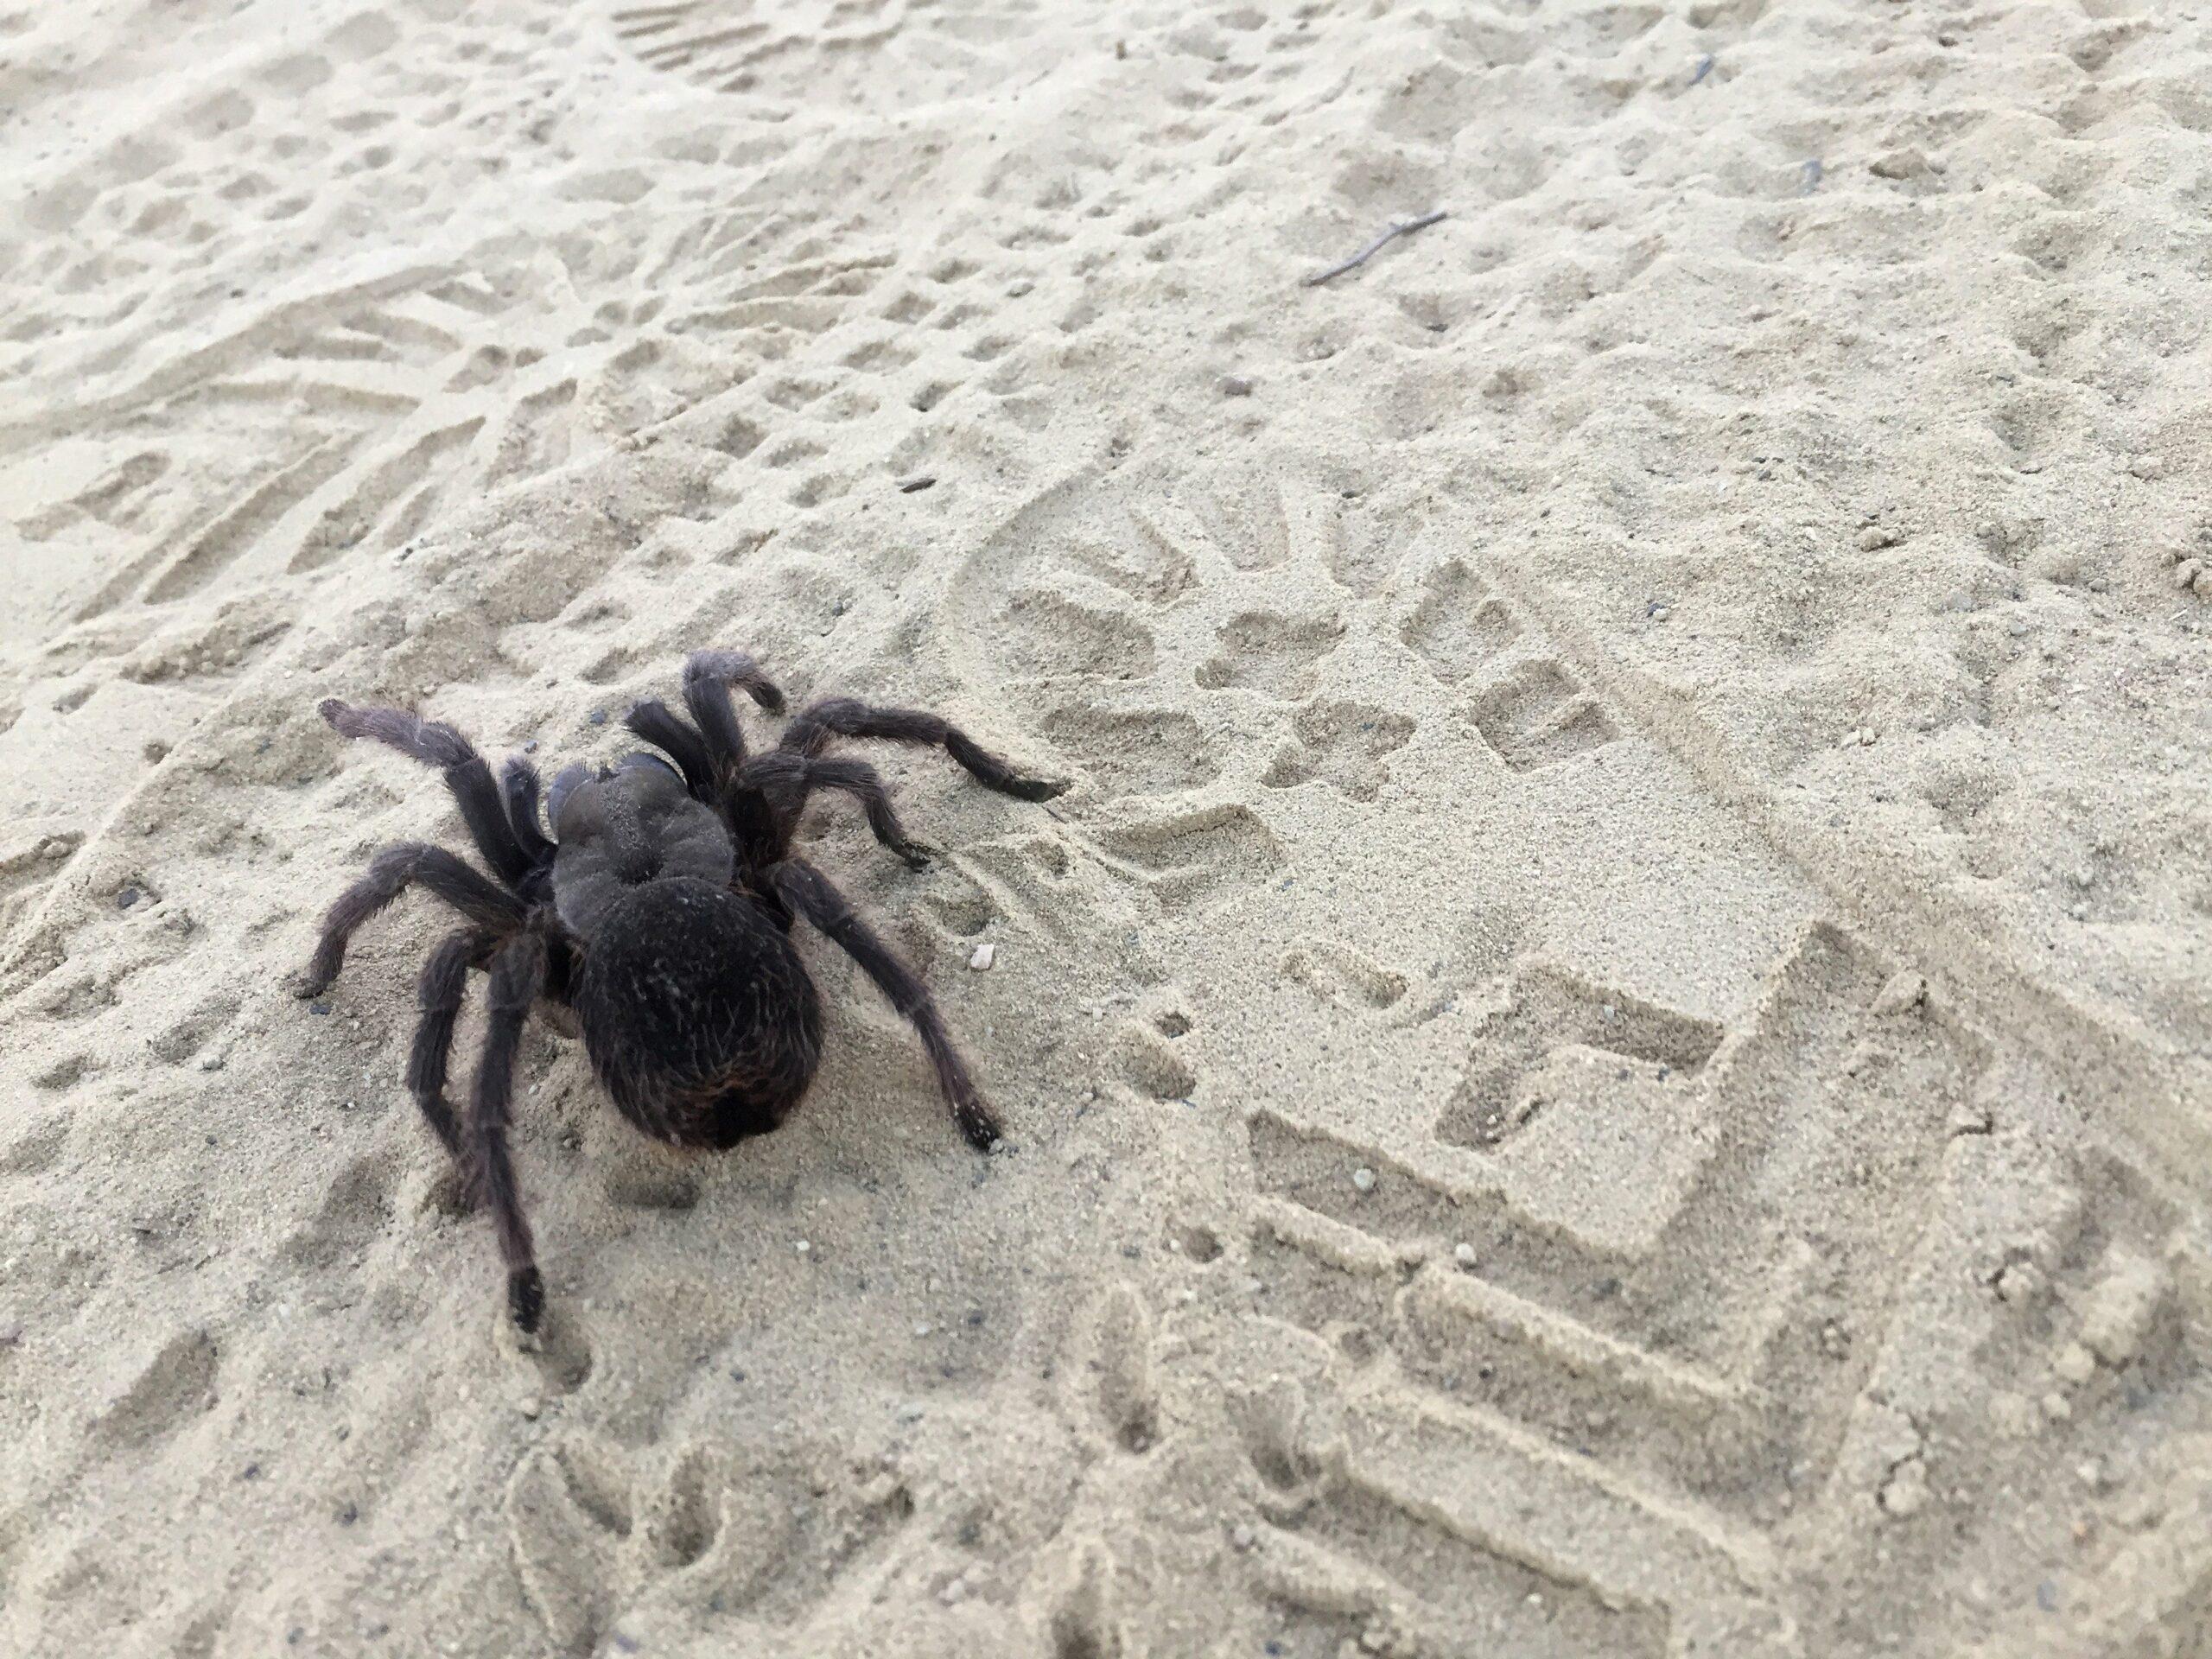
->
xmin=769 ymin=857 xmax=1001 ymax=1150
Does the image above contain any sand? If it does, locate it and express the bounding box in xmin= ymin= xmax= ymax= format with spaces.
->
xmin=2 ymin=0 xmax=2209 ymax=1653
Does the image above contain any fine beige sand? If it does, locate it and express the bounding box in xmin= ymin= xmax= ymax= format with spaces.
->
xmin=3 ymin=0 xmax=2211 ymax=1654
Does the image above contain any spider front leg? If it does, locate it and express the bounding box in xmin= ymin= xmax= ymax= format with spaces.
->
xmin=769 ymin=858 xmax=1001 ymax=1150
xmin=474 ymin=926 xmax=550 ymax=1331
xmin=741 ymin=753 xmax=933 ymax=871
xmin=681 ymin=649 xmax=785 ymax=781
xmin=319 ymin=700 xmax=543 ymax=890
xmin=778 ymin=696 xmax=1067 ymax=802
xmin=296 ymin=842 xmax=525 ymax=999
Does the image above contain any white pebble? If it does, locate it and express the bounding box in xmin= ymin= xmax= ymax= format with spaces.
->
xmin=1351 ymin=1166 xmax=1376 ymax=1192
xmin=969 ymin=942 xmax=996 ymax=970
xmin=1453 ymin=1243 xmax=1478 ymax=1268
xmin=794 ymin=1238 xmax=811 ymax=1255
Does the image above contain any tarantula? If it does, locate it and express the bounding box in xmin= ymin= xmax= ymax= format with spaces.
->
xmin=295 ymin=649 xmax=1064 ymax=1331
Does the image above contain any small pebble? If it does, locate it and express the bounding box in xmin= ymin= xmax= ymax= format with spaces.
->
xmin=517 ymin=1395 xmax=542 ymax=1420
xmin=116 ymin=886 xmax=142 ymax=910
xmin=588 ymin=709 xmax=607 ymax=726
xmin=794 ymin=1238 xmax=811 ymax=1255
xmin=969 ymin=942 xmax=996 ymax=970
xmin=1230 ymin=1523 xmax=1256 ymax=1550
xmin=1857 ymin=524 xmax=1900 ymax=551
xmin=1351 ymin=1166 xmax=1376 ymax=1193
xmin=2054 ymin=1342 xmax=2097 ymax=1386
xmin=1453 ymin=1243 xmax=1478 ymax=1268
xmin=1878 ymin=1459 xmax=1929 ymax=1517
xmin=1870 ymin=970 xmax=1927 ymax=1017
xmin=896 ymin=1402 xmax=925 ymax=1424
xmin=1999 ymin=1265 xmax=2044 ymax=1309
xmin=2128 ymin=453 xmax=2164 ymax=480
xmin=1222 ymin=375 xmax=1254 ymax=397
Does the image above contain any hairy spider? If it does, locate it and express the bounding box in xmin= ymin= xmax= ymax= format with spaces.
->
xmin=295 ymin=649 xmax=1064 ymax=1332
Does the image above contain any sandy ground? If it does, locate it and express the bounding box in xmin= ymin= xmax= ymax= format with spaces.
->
xmin=2 ymin=0 xmax=2210 ymax=1653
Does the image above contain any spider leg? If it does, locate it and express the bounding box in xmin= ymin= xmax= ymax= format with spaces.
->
xmin=681 ymin=650 xmax=786 ymax=780
xmin=499 ymin=756 xmax=555 ymax=866
xmin=623 ymin=699 xmax=716 ymax=800
xmin=769 ymin=858 xmax=1001 ymax=1150
xmin=741 ymin=753 xmax=931 ymax=870
xmin=298 ymin=842 xmax=525 ymax=999
xmin=319 ymin=700 xmax=540 ymax=890
xmin=473 ymin=926 xmax=550 ymax=1331
xmin=405 ymin=926 xmax=501 ymax=1173
xmin=777 ymin=696 xmax=1066 ymax=802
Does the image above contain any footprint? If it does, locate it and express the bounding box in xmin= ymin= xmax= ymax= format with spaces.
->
xmin=1102 ymin=804 xmax=1283 ymax=912
xmin=1262 ymin=700 xmax=1414 ymax=801
xmin=1402 ymin=561 xmax=1519 ymax=683
xmin=0 ymin=1108 xmax=71 ymax=1174
xmin=512 ymin=1432 xmax=914 ymax=1649
xmin=998 ymin=588 xmax=1157 ymax=680
xmin=285 ymin=1155 xmax=393 ymax=1273
xmin=1195 ymin=611 xmax=1344 ymax=700
xmin=640 ymin=1444 xmax=725 ymax=1571
xmin=1039 ymin=703 xmax=1219 ymax=797
xmin=1438 ymin=962 xmax=1722 ymax=1147
xmin=149 ymin=991 xmax=240 ymax=1065
xmin=506 ymin=1438 xmax=634 ymax=1656
xmin=1280 ymin=941 xmax=1408 ymax=1014
xmin=1048 ymin=1543 xmax=1127 ymax=1659
xmin=1236 ymin=1376 xmax=1319 ymax=1506
xmin=1057 ymin=521 xmax=1198 ymax=605
xmin=1079 ymin=1283 xmax=1160 ymax=1453
xmin=1464 ymin=659 xmax=1618 ymax=771
xmin=94 ymin=1328 xmax=218 ymax=1449
xmin=1109 ymin=1020 xmax=1198 ymax=1102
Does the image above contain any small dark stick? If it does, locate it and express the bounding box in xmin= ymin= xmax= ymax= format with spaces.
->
xmin=1303 ymin=210 xmax=1448 ymax=287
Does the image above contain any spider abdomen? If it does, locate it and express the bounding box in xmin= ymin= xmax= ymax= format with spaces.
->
xmin=575 ymin=878 xmax=823 ymax=1147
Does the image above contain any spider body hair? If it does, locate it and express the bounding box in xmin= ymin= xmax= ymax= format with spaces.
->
xmin=574 ymin=877 xmax=823 ymax=1148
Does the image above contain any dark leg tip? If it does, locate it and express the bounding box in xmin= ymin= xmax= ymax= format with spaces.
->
xmin=317 ymin=696 xmax=350 ymax=728
xmin=957 ymin=1106 xmax=1003 ymax=1152
xmin=509 ymin=1267 xmax=545 ymax=1333
xmin=753 ymin=683 xmax=787 ymax=715
xmin=291 ymin=968 xmax=333 ymax=1001
xmin=1009 ymin=776 xmax=1071 ymax=803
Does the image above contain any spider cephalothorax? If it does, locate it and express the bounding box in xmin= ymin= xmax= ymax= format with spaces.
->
xmin=296 ymin=650 xmax=1063 ymax=1331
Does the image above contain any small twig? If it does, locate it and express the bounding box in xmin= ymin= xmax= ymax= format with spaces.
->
xmin=1303 ymin=210 xmax=1447 ymax=287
